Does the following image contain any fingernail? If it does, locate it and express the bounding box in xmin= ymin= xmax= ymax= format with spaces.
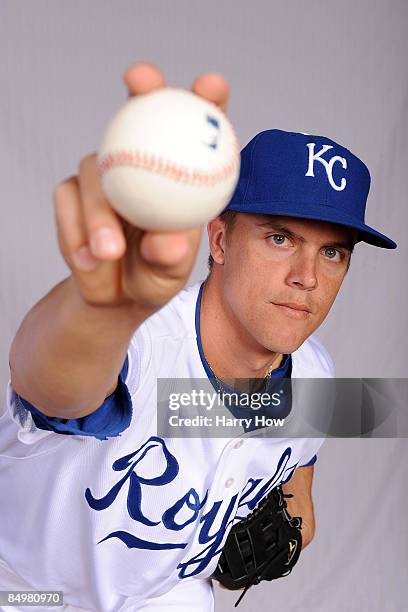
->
xmin=73 ymin=246 xmax=99 ymax=271
xmin=90 ymin=227 xmax=120 ymax=258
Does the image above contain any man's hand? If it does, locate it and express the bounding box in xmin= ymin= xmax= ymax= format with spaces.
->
xmin=54 ymin=63 xmax=230 ymax=312
xmin=10 ymin=64 xmax=231 ymax=418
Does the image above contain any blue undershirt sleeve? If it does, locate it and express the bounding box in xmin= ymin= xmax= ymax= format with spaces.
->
xmin=17 ymin=356 xmax=132 ymax=441
xmin=300 ymin=454 xmax=317 ymax=467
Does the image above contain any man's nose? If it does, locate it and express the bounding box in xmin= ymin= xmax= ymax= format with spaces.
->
xmin=285 ymin=253 xmax=318 ymax=290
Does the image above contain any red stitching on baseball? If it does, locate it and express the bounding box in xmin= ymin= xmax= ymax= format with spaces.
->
xmin=98 ymin=136 xmax=240 ymax=187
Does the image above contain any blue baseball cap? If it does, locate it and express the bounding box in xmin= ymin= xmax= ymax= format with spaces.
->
xmin=223 ymin=129 xmax=397 ymax=249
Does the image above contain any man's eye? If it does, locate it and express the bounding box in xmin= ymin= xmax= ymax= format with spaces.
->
xmin=270 ymin=234 xmax=289 ymax=245
xmin=323 ymin=247 xmax=342 ymax=261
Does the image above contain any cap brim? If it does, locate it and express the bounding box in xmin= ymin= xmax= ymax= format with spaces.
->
xmin=225 ymin=202 xmax=397 ymax=249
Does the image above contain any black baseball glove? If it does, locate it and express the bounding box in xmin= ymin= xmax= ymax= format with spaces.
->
xmin=212 ymin=486 xmax=302 ymax=607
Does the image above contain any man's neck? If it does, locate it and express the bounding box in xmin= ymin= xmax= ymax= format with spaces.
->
xmin=200 ymin=276 xmax=283 ymax=380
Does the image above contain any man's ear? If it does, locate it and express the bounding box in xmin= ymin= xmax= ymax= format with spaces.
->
xmin=207 ymin=217 xmax=227 ymax=265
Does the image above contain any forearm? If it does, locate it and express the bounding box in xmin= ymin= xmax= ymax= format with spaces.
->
xmin=9 ymin=275 xmax=147 ymax=418
xmin=281 ymin=465 xmax=315 ymax=549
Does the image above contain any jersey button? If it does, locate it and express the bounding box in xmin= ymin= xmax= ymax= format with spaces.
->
xmin=233 ymin=439 xmax=244 ymax=449
xmin=225 ymin=478 xmax=234 ymax=488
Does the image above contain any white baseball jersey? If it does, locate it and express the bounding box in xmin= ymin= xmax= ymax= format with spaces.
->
xmin=0 ymin=281 xmax=334 ymax=612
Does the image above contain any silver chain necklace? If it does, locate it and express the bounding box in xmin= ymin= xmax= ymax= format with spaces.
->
xmin=206 ymin=360 xmax=275 ymax=405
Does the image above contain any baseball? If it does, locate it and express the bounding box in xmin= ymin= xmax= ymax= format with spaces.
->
xmin=97 ymin=87 xmax=240 ymax=230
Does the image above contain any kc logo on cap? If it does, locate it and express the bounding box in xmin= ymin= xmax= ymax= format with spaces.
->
xmin=305 ymin=143 xmax=347 ymax=192
xmin=223 ymin=129 xmax=396 ymax=249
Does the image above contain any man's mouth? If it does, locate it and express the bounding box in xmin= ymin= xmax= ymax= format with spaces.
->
xmin=272 ymin=302 xmax=312 ymax=319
